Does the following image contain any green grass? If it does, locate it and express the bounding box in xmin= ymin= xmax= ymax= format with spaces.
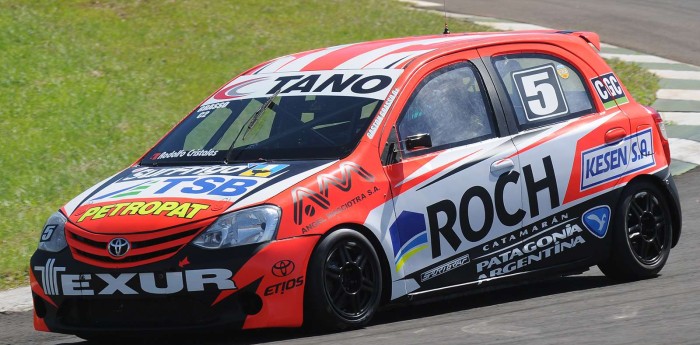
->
xmin=605 ymin=58 xmax=659 ymax=106
xmin=0 ymin=0 xmax=657 ymax=290
xmin=0 ymin=0 xmax=490 ymax=290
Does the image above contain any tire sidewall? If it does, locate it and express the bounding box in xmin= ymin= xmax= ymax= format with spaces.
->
xmin=614 ymin=182 xmax=672 ymax=277
xmin=304 ymin=229 xmax=382 ymax=330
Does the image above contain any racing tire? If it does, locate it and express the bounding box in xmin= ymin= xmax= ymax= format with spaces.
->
xmin=598 ymin=181 xmax=673 ymax=281
xmin=304 ymin=229 xmax=382 ymax=331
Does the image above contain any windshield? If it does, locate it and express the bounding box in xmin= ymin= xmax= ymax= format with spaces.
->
xmin=142 ymin=95 xmax=382 ymax=165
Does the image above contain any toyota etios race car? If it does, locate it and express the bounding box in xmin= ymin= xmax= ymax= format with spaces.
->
xmin=31 ymin=30 xmax=681 ymax=336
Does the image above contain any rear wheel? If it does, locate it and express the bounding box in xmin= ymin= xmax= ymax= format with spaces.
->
xmin=599 ymin=181 xmax=673 ymax=280
xmin=305 ymin=229 xmax=382 ymax=331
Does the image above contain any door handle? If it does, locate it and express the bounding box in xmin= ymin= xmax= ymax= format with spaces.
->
xmin=490 ymin=158 xmax=514 ymax=174
xmin=604 ymin=127 xmax=627 ymax=144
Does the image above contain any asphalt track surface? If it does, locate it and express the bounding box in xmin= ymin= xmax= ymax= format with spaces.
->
xmin=2 ymin=168 xmax=699 ymax=345
xmin=443 ymin=0 xmax=700 ymax=66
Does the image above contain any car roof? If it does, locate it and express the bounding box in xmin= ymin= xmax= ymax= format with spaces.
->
xmin=244 ymin=30 xmax=600 ymax=75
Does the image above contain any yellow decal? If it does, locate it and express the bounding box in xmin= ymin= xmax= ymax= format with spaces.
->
xmin=556 ymin=64 xmax=570 ymax=79
xmin=239 ymin=164 xmax=288 ymax=178
xmin=77 ymin=201 xmax=210 ymax=222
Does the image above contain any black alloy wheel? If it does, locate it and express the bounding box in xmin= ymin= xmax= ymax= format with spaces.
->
xmin=324 ymin=239 xmax=378 ymax=319
xmin=599 ymin=181 xmax=673 ymax=280
xmin=625 ymin=190 xmax=668 ymax=265
xmin=305 ymin=229 xmax=382 ymax=330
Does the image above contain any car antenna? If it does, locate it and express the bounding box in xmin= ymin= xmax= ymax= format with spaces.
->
xmin=442 ymin=0 xmax=450 ymax=34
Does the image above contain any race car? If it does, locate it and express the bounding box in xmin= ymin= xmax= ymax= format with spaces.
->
xmin=30 ymin=30 xmax=682 ymax=337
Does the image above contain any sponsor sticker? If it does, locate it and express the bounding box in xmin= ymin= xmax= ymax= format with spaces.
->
xmin=207 ymin=69 xmax=403 ymax=103
xmin=556 ymin=64 xmax=570 ymax=79
xmin=91 ymin=176 xmax=258 ymax=201
xmin=239 ymin=164 xmax=288 ymax=178
xmin=591 ymin=72 xmax=628 ymax=109
xmin=582 ymin=206 xmax=611 ymax=238
xmin=77 ymin=201 xmax=211 ymax=222
xmin=427 ymin=156 xmax=560 ymax=259
xmin=264 ymin=276 xmax=304 ymax=296
xmin=293 ymin=162 xmax=375 ymax=227
xmin=476 ymin=222 xmax=586 ymax=280
xmin=389 ymin=211 xmax=428 ymax=272
xmin=420 ymin=254 xmax=470 ymax=282
xmin=34 ymin=259 xmax=236 ymax=296
xmin=124 ymin=166 xmax=249 ymax=181
xmin=580 ymin=129 xmax=655 ymax=190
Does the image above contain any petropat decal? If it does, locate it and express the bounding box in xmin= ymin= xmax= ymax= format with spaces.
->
xmin=77 ymin=201 xmax=210 ymax=222
xmin=34 ymin=259 xmax=236 ymax=296
xmin=582 ymin=206 xmax=611 ymax=238
xmin=209 ymin=69 xmax=403 ymax=102
xmin=580 ymin=129 xmax=655 ymax=190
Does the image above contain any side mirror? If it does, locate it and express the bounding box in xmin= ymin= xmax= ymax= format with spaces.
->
xmin=405 ymin=133 xmax=432 ymax=151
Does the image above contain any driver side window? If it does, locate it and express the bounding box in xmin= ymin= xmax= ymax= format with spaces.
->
xmin=397 ymin=62 xmax=495 ymax=156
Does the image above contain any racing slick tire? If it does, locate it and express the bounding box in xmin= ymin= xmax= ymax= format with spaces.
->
xmin=304 ymin=229 xmax=382 ymax=331
xmin=598 ymin=181 xmax=673 ymax=281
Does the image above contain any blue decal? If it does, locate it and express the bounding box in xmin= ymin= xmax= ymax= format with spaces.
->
xmin=89 ymin=180 xmax=156 ymax=201
xmin=582 ymin=205 xmax=611 ymax=238
xmin=240 ymin=163 xmax=288 ymax=178
xmin=388 ymin=211 xmax=428 ymax=271
xmin=580 ymin=128 xmax=655 ymax=190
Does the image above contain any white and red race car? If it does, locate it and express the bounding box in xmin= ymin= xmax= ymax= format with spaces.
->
xmin=31 ymin=30 xmax=681 ymax=337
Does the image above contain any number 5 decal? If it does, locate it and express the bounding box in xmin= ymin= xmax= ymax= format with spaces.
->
xmin=512 ymin=64 xmax=568 ymax=120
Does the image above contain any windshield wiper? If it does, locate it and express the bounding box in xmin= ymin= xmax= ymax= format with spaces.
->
xmin=244 ymin=89 xmax=280 ymax=140
xmin=226 ymin=89 xmax=280 ymax=162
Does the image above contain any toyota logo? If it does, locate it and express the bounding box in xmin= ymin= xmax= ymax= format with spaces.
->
xmin=271 ymin=260 xmax=295 ymax=277
xmin=107 ymin=238 xmax=131 ymax=257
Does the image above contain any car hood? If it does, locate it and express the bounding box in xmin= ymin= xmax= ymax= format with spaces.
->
xmin=64 ymin=161 xmax=334 ymax=234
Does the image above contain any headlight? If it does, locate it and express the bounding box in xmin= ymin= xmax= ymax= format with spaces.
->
xmin=38 ymin=212 xmax=68 ymax=252
xmin=192 ymin=205 xmax=281 ymax=249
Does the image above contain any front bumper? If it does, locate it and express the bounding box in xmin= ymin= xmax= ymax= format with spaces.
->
xmin=30 ymin=236 xmax=318 ymax=334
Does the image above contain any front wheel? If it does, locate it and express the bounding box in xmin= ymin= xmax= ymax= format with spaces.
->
xmin=304 ymin=229 xmax=382 ymax=331
xmin=599 ymin=181 xmax=673 ymax=280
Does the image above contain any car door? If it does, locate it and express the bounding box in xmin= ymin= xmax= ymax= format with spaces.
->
xmin=478 ymin=43 xmax=631 ymax=272
xmin=381 ymin=51 xmax=524 ymax=292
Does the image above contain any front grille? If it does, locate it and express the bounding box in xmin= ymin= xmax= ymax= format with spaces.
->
xmin=65 ymin=223 xmax=204 ymax=268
